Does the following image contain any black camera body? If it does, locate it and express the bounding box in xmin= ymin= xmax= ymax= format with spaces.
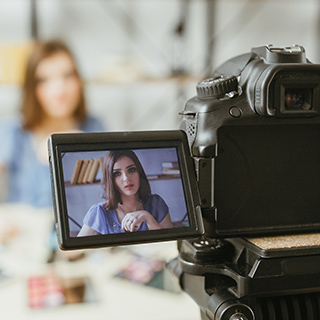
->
xmin=49 ymin=45 xmax=320 ymax=319
xmin=181 ymin=44 xmax=320 ymax=239
xmin=175 ymin=45 xmax=320 ymax=319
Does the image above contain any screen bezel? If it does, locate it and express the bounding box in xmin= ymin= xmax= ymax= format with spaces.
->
xmin=49 ymin=130 xmax=204 ymax=250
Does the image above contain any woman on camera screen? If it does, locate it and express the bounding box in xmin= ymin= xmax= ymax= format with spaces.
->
xmin=78 ymin=150 xmax=173 ymax=236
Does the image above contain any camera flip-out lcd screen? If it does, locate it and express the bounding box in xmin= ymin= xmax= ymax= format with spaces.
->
xmin=49 ymin=131 xmax=203 ymax=250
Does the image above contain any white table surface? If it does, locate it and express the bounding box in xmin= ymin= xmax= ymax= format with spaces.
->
xmin=0 ymin=204 xmax=201 ymax=320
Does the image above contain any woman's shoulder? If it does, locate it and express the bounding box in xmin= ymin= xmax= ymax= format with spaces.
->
xmin=0 ymin=115 xmax=23 ymax=132
xmin=144 ymin=194 xmax=168 ymax=222
xmin=88 ymin=201 xmax=109 ymax=214
xmin=84 ymin=202 xmax=108 ymax=223
xmin=146 ymin=194 xmax=168 ymax=208
xmin=149 ymin=194 xmax=163 ymax=201
xmin=80 ymin=115 xmax=106 ymax=133
xmin=0 ymin=115 xmax=27 ymax=164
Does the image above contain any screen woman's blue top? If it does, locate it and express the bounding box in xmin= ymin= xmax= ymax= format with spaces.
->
xmin=83 ymin=194 xmax=169 ymax=234
xmin=0 ymin=116 xmax=105 ymax=208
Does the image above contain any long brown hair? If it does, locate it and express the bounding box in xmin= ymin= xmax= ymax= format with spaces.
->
xmin=102 ymin=150 xmax=151 ymax=210
xmin=21 ymin=39 xmax=87 ymax=130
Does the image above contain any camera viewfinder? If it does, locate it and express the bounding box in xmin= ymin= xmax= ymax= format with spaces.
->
xmin=284 ymin=88 xmax=312 ymax=111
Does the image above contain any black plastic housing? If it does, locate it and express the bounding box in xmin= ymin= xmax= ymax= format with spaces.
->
xmin=180 ymin=45 xmax=320 ymax=238
xmin=48 ymin=130 xmax=204 ymax=250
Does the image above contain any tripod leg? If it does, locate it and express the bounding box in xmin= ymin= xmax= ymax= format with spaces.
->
xmin=200 ymin=309 xmax=210 ymax=320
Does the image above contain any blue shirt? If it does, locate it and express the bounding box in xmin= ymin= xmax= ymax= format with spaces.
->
xmin=83 ymin=194 xmax=169 ymax=234
xmin=0 ymin=116 xmax=105 ymax=208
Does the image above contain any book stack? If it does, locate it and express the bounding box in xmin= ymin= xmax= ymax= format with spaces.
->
xmin=162 ymin=161 xmax=180 ymax=175
xmin=70 ymin=158 xmax=104 ymax=185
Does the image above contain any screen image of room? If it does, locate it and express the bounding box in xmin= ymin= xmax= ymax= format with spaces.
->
xmin=62 ymin=148 xmax=189 ymax=236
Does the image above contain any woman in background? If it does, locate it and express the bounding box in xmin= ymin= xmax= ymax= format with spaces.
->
xmin=78 ymin=150 xmax=173 ymax=236
xmin=0 ymin=40 xmax=105 ymax=207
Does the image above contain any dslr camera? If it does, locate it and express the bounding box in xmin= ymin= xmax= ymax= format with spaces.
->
xmin=49 ymin=45 xmax=320 ymax=320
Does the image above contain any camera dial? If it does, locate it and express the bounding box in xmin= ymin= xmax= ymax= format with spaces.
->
xmin=196 ymin=76 xmax=238 ymax=98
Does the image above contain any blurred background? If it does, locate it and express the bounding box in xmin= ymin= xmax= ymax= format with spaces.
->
xmin=1 ymin=0 xmax=320 ymax=131
xmin=0 ymin=0 xmax=320 ymax=319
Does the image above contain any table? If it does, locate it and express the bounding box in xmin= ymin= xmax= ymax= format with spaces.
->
xmin=0 ymin=204 xmax=200 ymax=320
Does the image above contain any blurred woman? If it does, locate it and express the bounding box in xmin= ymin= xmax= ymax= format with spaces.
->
xmin=0 ymin=40 xmax=105 ymax=207
xmin=78 ymin=150 xmax=173 ymax=236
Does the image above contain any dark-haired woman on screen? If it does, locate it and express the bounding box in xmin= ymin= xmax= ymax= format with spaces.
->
xmin=78 ymin=150 xmax=173 ymax=236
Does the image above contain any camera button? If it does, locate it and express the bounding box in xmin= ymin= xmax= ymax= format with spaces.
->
xmin=229 ymin=106 xmax=242 ymax=118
